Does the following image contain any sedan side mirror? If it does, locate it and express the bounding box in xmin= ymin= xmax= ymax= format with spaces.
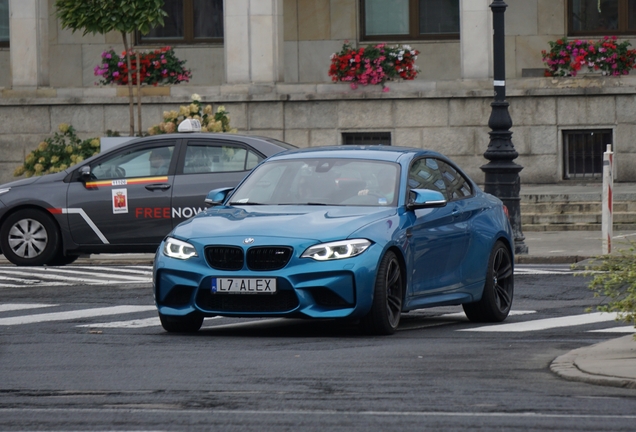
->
xmin=205 ymin=187 xmax=234 ymax=207
xmin=78 ymin=165 xmax=92 ymax=179
xmin=407 ymin=189 xmax=447 ymax=210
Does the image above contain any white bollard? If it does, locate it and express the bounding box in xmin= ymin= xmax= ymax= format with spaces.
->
xmin=601 ymin=144 xmax=613 ymax=255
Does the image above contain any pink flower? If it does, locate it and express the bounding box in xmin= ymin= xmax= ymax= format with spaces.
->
xmin=382 ymin=86 xmax=390 ymax=92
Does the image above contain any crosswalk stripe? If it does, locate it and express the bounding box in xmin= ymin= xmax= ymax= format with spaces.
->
xmin=77 ymin=317 xmax=161 ymax=329
xmin=0 ymin=305 xmax=156 ymax=326
xmin=85 ymin=266 xmax=152 ymax=275
xmin=0 ymin=268 xmax=150 ymax=282
xmin=77 ymin=316 xmax=223 ymax=329
xmin=440 ymin=310 xmax=536 ymax=319
xmin=460 ymin=312 xmax=620 ymax=332
xmin=0 ymin=303 xmax=56 ymax=312
xmin=588 ymin=326 xmax=635 ymax=333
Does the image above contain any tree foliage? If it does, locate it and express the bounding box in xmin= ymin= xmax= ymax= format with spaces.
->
xmin=55 ymin=0 xmax=167 ymax=36
xmin=54 ymin=0 xmax=168 ymax=136
xmin=579 ymin=244 xmax=636 ymax=339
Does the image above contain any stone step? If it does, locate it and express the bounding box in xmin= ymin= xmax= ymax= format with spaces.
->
xmin=520 ymin=202 xmax=632 ymax=214
xmin=521 ymin=212 xmax=636 ymax=225
xmin=522 ymin=223 xmax=636 ymax=232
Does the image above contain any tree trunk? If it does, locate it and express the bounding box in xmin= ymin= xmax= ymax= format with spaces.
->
xmin=136 ymin=51 xmax=142 ymax=136
xmin=121 ymin=31 xmax=135 ymax=136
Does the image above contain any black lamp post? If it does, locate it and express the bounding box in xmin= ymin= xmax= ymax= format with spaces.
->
xmin=481 ymin=0 xmax=528 ymax=255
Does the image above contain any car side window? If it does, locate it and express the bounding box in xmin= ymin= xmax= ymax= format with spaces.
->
xmin=437 ymin=160 xmax=473 ymax=199
xmin=91 ymin=145 xmax=175 ymax=180
xmin=183 ymin=143 xmax=263 ymax=174
xmin=408 ymin=158 xmax=448 ymax=199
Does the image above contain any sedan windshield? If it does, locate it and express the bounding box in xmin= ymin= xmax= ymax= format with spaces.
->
xmin=229 ymin=158 xmax=400 ymax=206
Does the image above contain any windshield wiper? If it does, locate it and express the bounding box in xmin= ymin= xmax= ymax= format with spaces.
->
xmin=228 ymin=201 xmax=266 ymax=205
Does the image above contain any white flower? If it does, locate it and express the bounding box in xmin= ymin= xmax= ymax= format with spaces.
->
xmin=191 ymin=93 xmax=202 ymax=102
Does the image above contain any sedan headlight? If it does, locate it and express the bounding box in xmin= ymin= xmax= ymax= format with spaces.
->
xmin=0 ymin=187 xmax=10 ymax=196
xmin=163 ymin=237 xmax=198 ymax=260
xmin=301 ymin=239 xmax=371 ymax=261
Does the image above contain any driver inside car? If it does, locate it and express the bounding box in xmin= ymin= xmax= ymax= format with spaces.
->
xmin=149 ymin=148 xmax=171 ymax=175
xmin=358 ymin=169 xmax=396 ymax=204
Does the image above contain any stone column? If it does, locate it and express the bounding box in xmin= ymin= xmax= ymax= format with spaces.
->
xmin=460 ymin=0 xmax=492 ymax=79
xmin=224 ymin=0 xmax=284 ymax=84
xmin=9 ymin=0 xmax=49 ymax=88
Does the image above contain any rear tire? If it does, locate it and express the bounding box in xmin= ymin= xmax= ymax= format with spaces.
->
xmin=159 ymin=312 xmax=204 ymax=333
xmin=463 ymin=240 xmax=514 ymax=322
xmin=361 ymin=250 xmax=403 ymax=335
xmin=0 ymin=209 xmax=61 ymax=266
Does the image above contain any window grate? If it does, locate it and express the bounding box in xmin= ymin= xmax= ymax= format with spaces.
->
xmin=562 ymin=129 xmax=612 ymax=180
xmin=342 ymin=132 xmax=391 ymax=146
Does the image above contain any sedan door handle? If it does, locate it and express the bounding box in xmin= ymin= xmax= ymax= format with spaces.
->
xmin=145 ymin=184 xmax=171 ymax=191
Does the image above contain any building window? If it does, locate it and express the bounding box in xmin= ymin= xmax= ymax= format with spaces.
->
xmin=138 ymin=0 xmax=223 ymax=45
xmin=342 ymin=132 xmax=392 ymax=145
xmin=563 ymin=129 xmax=612 ymax=180
xmin=0 ymin=0 xmax=9 ymax=47
xmin=569 ymin=0 xmax=636 ymax=35
xmin=361 ymin=0 xmax=459 ymax=41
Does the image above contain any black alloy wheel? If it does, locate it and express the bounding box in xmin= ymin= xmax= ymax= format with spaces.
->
xmin=463 ymin=240 xmax=514 ymax=322
xmin=361 ymin=250 xmax=404 ymax=335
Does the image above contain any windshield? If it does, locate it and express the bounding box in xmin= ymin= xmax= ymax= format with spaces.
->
xmin=229 ymin=158 xmax=400 ymax=206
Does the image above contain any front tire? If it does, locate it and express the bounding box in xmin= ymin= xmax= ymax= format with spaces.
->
xmin=463 ymin=240 xmax=514 ymax=322
xmin=159 ymin=312 xmax=204 ymax=333
xmin=361 ymin=250 xmax=404 ymax=335
xmin=0 ymin=209 xmax=61 ymax=266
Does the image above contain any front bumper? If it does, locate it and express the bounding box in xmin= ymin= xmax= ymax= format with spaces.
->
xmin=153 ymin=239 xmax=383 ymax=320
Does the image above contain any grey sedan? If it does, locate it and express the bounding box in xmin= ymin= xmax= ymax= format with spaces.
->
xmin=0 ymin=132 xmax=295 ymax=266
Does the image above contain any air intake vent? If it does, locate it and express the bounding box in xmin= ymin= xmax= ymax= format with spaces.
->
xmin=247 ymin=247 xmax=292 ymax=271
xmin=205 ymin=246 xmax=244 ymax=270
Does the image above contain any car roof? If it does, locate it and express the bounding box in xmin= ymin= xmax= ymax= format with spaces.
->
xmin=268 ymin=145 xmax=446 ymax=163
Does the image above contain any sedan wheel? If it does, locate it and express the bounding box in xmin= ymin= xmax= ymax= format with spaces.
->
xmin=463 ymin=240 xmax=513 ymax=322
xmin=361 ymin=250 xmax=403 ymax=335
xmin=0 ymin=209 xmax=61 ymax=266
xmin=159 ymin=312 xmax=204 ymax=333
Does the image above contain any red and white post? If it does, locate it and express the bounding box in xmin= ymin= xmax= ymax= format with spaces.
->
xmin=602 ymin=144 xmax=613 ymax=255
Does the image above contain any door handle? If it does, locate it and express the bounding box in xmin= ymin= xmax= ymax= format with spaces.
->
xmin=145 ymin=184 xmax=171 ymax=191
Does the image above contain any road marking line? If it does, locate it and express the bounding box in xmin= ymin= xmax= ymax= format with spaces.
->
xmin=460 ymin=312 xmax=620 ymax=332
xmin=77 ymin=317 xmax=161 ymax=328
xmin=588 ymin=326 xmax=635 ymax=333
xmin=0 ymin=268 xmax=150 ymax=282
xmin=0 ymin=303 xmax=57 ymax=312
xmin=84 ymin=266 xmax=152 ymax=275
xmin=0 ymin=407 xmax=634 ymax=420
xmin=0 ymin=305 xmax=156 ymax=326
xmin=0 ymin=269 xmax=150 ymax=284
xmin=77 ymin=315 xmax=222 ymax=329
xmin=441 ymin=310 xmax=536 ymax=319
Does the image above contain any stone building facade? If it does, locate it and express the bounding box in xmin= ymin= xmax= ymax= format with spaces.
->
xmin=1 ymin=0 xmax=635 ymax=185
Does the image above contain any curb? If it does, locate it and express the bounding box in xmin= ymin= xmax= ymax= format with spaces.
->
xmin=550 ymin=345 xmax=636 ymax=390
xmin=515 ymin=255 xmax=591 ymax=264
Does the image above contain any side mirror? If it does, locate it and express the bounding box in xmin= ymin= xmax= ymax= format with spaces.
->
xmin=205 ymin=187 xmax=234 ymax=207
xmin=407 ymin=189 xmax=447 ymax=210
xmin=78 ymin=165 xmax=91 ymax=179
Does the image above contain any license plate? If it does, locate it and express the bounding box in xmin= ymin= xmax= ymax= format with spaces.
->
xmin=211 ymin=278 xmax=277 ymax=294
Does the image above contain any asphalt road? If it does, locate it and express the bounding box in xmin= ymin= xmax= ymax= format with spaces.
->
xmin=0 ymin=265 xmax=635 ymax=431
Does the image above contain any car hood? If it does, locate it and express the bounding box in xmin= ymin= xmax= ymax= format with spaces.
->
xmin=0 ymin=170 xmax=69 ymax=188
xmin=174 ymin=205 xmax=397 ymax=242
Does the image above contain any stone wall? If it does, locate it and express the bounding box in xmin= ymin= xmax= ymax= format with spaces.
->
xmin=2 ymin=77 xmax=636 ymax=186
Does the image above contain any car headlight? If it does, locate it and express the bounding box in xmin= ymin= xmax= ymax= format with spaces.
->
xmin=163 ymin=237 xmax=198 ymax=260
xmin=0 ymin=187 xmax=10 ymax=196
xmin=301 ymin=239 xmax=371 ymax=261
